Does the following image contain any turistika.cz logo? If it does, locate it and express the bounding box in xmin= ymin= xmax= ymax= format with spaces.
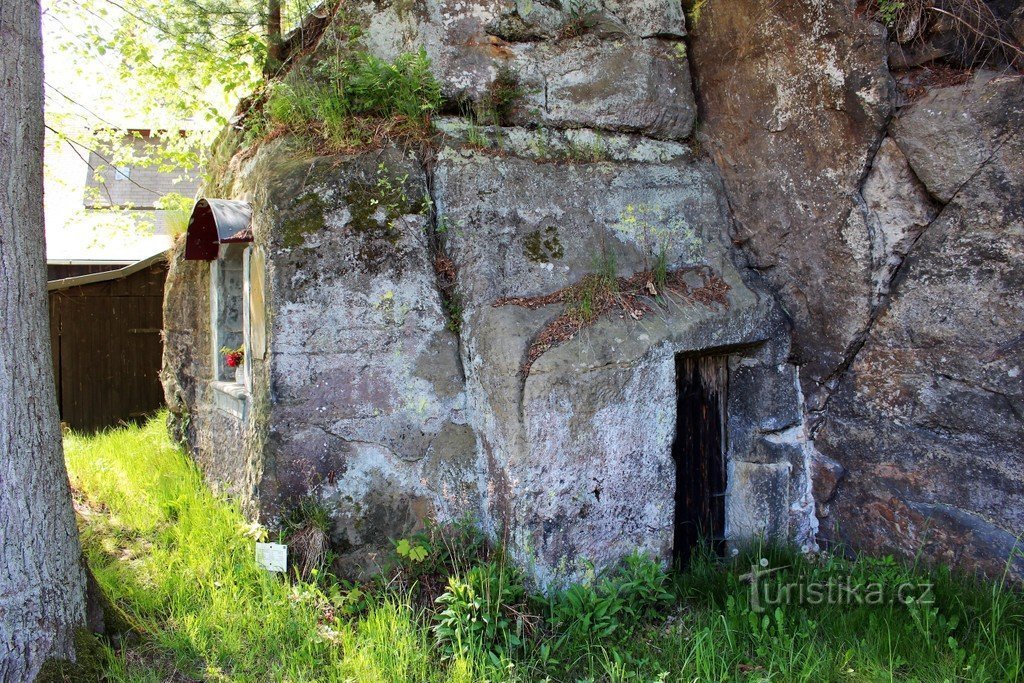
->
xmin=746 ymin=558 xmax=935 ymax=613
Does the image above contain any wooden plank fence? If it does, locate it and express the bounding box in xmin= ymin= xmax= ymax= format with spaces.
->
xmin=48 ymin=254 xmax=168 ymax=432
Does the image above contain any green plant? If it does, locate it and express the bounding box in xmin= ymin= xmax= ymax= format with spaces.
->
xmin=530 ymin=126 xmax=553 ymax=159
xmin=464 ymin=122 xmax=490 ymax=150
xmin=653 ymin=246 xmax=669 ymax=294
xmin=478 ymin=65 xmax=522 ymax=125
xmin=265 ymin=48 xmax=442 ymax=150
xmin=282 ymin=498 xmax=335 ymax=581
xmin=433 ymin=561 xmax=526 ymax=663
xmin=565 ymin=133 xmax=608 ymax=162
xmin=606 ymin=552 xmax=675 ymax=622
xmin=396 ymin=537 xmax=431 ymax=564
xmin=592 ymin=245 xmax=618 ymax=285
xmin=156 ymin=192 xmax=195 ymax=239
xmin=562 ymin=246 xmax=620 ymax=324
xmin=877 ymin=0 xmax=906 ymax=27
xmin=560 ymin=0 xmax=602 ymax=38
xmin=443 ymin=293 xmax=464 ymax=334
xmin=550 ymin=582 xmax=625 ymax=641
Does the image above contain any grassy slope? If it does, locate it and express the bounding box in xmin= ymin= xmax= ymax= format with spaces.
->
xmin=66 ymin=417 xmax=1024 ymax=682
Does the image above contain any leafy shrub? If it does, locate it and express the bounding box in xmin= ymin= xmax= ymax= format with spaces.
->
xmin=433 ymin=561 xmax=526 ymax=663
xmin=877 ymin=0 xmax=906 ymax=27
xmin=548 ymin=553 xmax=673 ymax=648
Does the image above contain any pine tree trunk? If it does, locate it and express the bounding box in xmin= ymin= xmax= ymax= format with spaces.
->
xmin=0 ymin=0 xmax=88 ymax=679
xmin=265 ymin=0 xmax=283 ymax=76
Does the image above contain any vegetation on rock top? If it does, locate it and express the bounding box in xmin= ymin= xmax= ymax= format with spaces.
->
xmin=260 ymin=48 xmax=442 ymax=153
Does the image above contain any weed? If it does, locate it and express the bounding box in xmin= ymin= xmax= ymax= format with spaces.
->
xmin=443 ymin=294 xmax=464 ymax=334
xmin=282 ymin=498 xmax=334 ymax=581
xmin=607 ymin=552 xmax=675 ymax=622
xmin=565 ymin=133 xmax=608 ymax=162
xmin=433 ymin=561 xmax=527 ymax=662
xmin=464 ymin=121 xmax=491 ymax=150
xmin=480 ymin=65 xmax=523 ymax=125
xmin=653 ymin=246 xmax=669 ymax=294
xmin=529 ymin=126 xmax=553 ymax=159
xmin=565 ymin=248 xmax=619 ymax=325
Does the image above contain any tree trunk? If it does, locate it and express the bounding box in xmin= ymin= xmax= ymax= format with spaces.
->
xmin=0 ymin=0 xmax=88 ymax=680
xmin=264 ymin=0 xmax=283 ymax=76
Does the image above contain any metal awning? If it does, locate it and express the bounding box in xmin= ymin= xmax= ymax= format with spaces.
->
xmin=184 ymin=199 xmax=253 ymax=260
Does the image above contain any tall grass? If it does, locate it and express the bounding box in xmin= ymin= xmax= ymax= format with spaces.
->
xmin=264 ymin=48 xmax=441 ymax=151
xmin=66 ymin=419 xmax=481 ymax=681
xmin=67 ymin=417 xmax=1024 ymax=681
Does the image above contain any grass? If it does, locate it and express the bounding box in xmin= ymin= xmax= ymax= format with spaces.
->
xmin=155 ymin=193 xmax=194 ymax=239
xmin=67 ymin=417 xmax=1024 ymax=681
xmin=263 ymin=48 xmax=441 ymax=152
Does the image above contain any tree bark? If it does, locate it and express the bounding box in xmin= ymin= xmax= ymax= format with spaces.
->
xmin=0 ymin=0 xmax=88 ymax=680
xmin=264 ymin=0 xmax=283 ymax=76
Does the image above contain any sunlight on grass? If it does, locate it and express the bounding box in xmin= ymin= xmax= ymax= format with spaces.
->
xmin=65 ymin=417 xmax=479 ymax=681
xmin=66 ymin=416 xmax=1024 ymax=682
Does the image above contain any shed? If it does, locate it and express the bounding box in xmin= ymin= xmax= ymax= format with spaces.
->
xmin=48 ymin=252 xmax=169 ymax=432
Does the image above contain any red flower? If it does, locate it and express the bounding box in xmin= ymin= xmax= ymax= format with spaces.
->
xmin=225 ymin=352 xmax=242 ymax=367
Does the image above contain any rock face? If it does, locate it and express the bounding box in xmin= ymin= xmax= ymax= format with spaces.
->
xmin=163 ymin=0 xmax=1024 ymax=584
xmin=341 ymin=0 xmax=696 ymax=138
xmin=816 ymin=73 xmax=1024 ymax=576
xmin=689 ymin=0 xmax=894 ymax=400
xmin=434 ymin=124 xmax=811 ymax=583
xmin=164 ymin=118 xmax=814 ymax=585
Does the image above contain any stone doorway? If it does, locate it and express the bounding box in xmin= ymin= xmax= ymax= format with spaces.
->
xmin=673 ymin=355 xmax=728 ymax=567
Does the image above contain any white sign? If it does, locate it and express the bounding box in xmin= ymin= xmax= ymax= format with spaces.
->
xmin=255 ymin=542 xmax=288 ymax=573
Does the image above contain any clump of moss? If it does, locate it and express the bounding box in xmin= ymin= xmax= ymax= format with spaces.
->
xmin=33 ymin=629 xmax=105 ymax=683
xmin=344 ymin=164 xmax=420 ymax=271
xmin=280 ymin=192 xmax=327 ymax=248
xmin=524 ymin=227 xmax=565 ymax=263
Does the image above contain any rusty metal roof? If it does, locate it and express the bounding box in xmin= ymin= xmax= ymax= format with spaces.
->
xmin=184 ymin=199 xmax=253 ymax=260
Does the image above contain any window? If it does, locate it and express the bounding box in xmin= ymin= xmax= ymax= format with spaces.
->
xmin=211 ymin=244 xmax=249 ymax=387
xmin=113 ymin=165 xmax=132 ymax=181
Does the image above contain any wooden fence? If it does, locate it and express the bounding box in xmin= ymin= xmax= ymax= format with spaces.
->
xmin=48 ymin=253 xmax=168 ymax=432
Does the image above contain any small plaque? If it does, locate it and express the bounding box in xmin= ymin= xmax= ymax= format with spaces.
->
xmin=255 ymin=542 xmax=287 ymax=572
